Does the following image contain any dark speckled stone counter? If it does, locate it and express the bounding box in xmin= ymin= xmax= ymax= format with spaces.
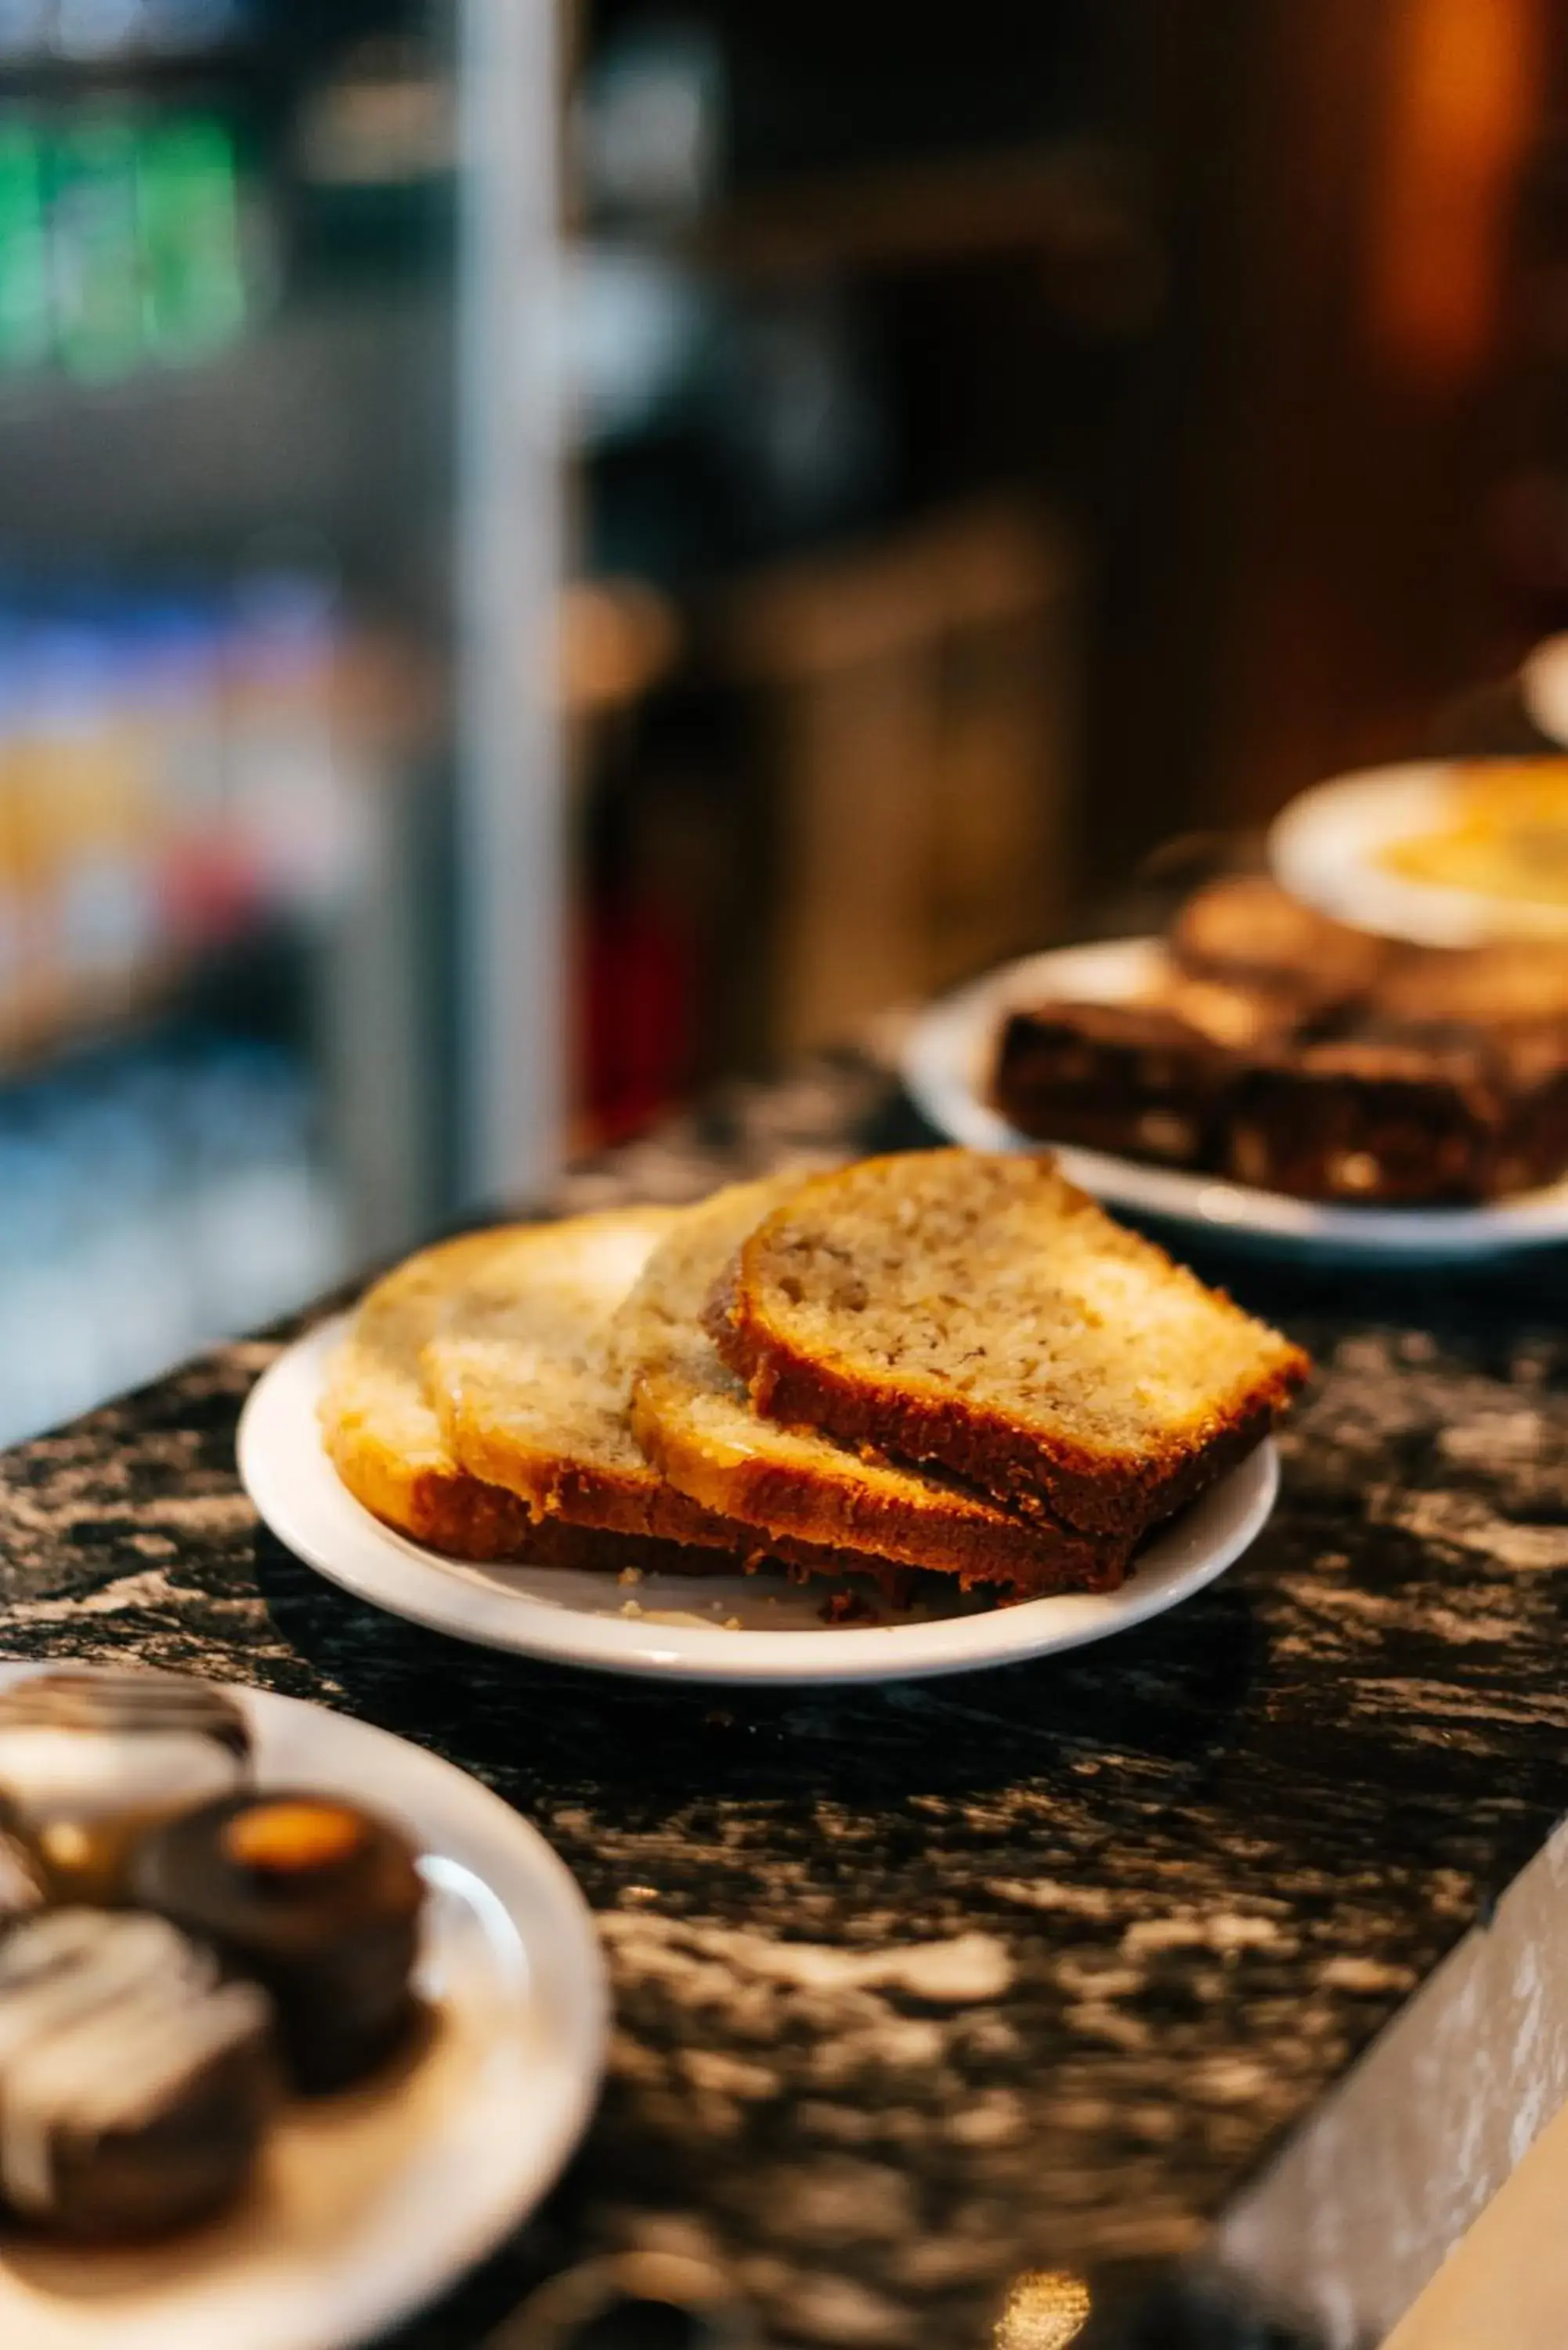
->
xmin=3 ymin=1052 xmax=1568 ymax=2350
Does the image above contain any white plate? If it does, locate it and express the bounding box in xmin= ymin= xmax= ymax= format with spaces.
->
xmin=900 ymin=937 xmax=1568 ymax=1259
xmin=1521 ymin=633 xmax=1568 ymax=747
xmin=1268 ymin=756 xmax=1568 ymax=945
xmin=238 ymin=1318 xmax=1279 ymax=1687
xmin=0 ymin=1664 xmax=605 ymax=2350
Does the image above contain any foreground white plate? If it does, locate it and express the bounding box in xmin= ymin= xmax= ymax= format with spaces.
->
xmin=901 ymin=937 xmax=1568 ymax=1260
xmin=238 ymin=1318 xmax=1278 ymax=1688
xmin=1268 ymin=757 xmax=1568 ymax=945
xmin=0 ymin=1664 xmax=605 ymax=2350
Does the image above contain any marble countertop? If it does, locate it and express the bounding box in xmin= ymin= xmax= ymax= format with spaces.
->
xmin=2 ymin=1054 xmax=1568 ymax=2350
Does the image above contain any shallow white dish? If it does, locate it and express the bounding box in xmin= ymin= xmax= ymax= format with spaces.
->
xmin=0 ymin=1663 xmax=605 ymax=2350
xmin=1521 ymin=633 xmax=1568 ymax=748
xmin=238 ymin=1318 xmax=1279 ymax=1687
xmin=900 ymin=936 xmax=1568 ymax=1260
xmin=1268 ymin=756 xmax=1568 ymax=945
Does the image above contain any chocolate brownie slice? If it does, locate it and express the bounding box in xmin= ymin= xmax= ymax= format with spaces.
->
xmin=992 ymin=999 xmax=1229 ymax=1166
xmin=1223 ymin=1025 xmax=1507 ymax=1203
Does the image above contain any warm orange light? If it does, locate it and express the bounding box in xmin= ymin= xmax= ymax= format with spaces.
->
xmin=993 ymin=2269 xmax=1093 ymax=2350
xmin=558 ymin=580 xmax=680 ymax=717
xmin=1367 ymin=0 xmax=1543 ymax=382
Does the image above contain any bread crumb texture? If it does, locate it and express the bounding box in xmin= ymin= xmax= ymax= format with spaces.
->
xmin=721 ymin=1150 xmax=1308 ymax=1537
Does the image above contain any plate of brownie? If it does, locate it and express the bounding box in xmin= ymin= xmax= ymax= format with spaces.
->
xmin=901 ymin=875 xmax=1568 ymax=1257
xmin=0 ymin=1664 xmax=605 ymax=2350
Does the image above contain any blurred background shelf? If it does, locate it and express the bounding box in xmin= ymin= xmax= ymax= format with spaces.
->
xmin=638 ymin=144 xmax=1152 ymax=295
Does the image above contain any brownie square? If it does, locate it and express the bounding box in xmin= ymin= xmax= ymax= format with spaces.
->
xmin=1223 ymin=1027 xmax=1506 ymax=1204
xmin=992 ymin=1000 xmax=1227 ymax=1166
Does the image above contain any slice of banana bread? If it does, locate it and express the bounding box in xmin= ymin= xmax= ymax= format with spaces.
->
xmin=712 ymin=1150 xmax=1308 ymax=1539
xmin=419 ymin=1207 xmax=908 ymax=1582
xmin=616 ymin=1177 xmax=1130 ymax=1594
xmin=320 ymin=1229 xmax=710 ymax=1569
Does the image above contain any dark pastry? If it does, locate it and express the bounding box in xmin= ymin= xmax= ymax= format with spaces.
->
xmin=992 ymin=999 xmax=1227 ymax=1165
xmin=1169 ymin=874 xmax=1389 ymax=1018
xmin=0 ymin=1907 xmax=274 ymax=2238
xmin=132 ymin=1792 xmax=425 ymax=2093
xmin=1493 ymin=1021 xmax=1568 ymax=1195
xmin=0 ymin=1670 xmax=251 ymax=1905
xmin=1223 ymin=1025 xmax=1509 ymax=1204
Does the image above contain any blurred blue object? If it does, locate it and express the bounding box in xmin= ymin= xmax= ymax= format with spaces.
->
xmin=0 ymin=1036 xmax=341 ymax=1442
xmin=565 ymin=245 xmax=711 ymax=445
xmin=576 ymin=18 xmax=724 ymax=223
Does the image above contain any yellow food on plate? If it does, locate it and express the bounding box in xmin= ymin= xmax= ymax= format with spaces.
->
xmin=1380 ymin=759 xmax=1568 ymax=907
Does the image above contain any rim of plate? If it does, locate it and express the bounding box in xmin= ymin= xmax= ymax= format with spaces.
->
xmin=237 ymin=1318 xmax=1277 ymax=1687
xmin=1268 ymin=757 xmax=1568 ymax=945
xmin=900 ymin=937 xmax=1568 ymax=1257
xmin=0 ymin=1664 xmax=606 ymax=2350
xmin=1519 ymin=633 xmax=1568 ymax=748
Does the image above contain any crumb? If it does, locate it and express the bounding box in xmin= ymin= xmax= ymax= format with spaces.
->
xmin=620 ymin=1600 xmax=645 ymax=1619
xmin=617 ymin=1566 xmax=644 ymax=1586
xmin=723 ymin=1616 xmax=742 ymax=1632
xmin=821 ymin=1589 xmax=878 ymax=1625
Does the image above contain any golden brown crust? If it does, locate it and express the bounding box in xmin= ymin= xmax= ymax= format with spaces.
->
xmin=433 ymin=1340 xmax=897 ymax=1581
xmin=619 ymin=1173 xmax=1129 ymax=1596
xmin=434 ymin=1376 xmax=745 ymax=1550
xmin=320 ymin=1217 xmax=748 ymax=1575
xmin=711 ymin=1155 xmax=1310 ymax=1540
xmin=629 ymin=1369 xmax=1129 ymax=1594
xmin=714 ymin=1274 xmax=1303 ymax=1538
xmin=321 ymin=1412 xmax=537 ymax=1559
xmin=323 ymin=1396 xmax=755 ymax=1576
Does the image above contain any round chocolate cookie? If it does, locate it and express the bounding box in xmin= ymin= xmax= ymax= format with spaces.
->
xmin=132 ymin=1791 xmax=425 ymax=2093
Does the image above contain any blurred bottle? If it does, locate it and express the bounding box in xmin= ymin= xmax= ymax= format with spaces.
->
xmin=575 ymin=18 xmax=724 ymax=225
xmin=224 ymin=569 xmax=367 ymax=922
xmin=19 ymin=618 xmax=161 ymax=1023
xmin=0 ymin=107 xmax=49 ymax=374
xmin=0 ymin=649 xmax=32 ymax=1058
xmin=0 ymin=1038 xmax=345 ymax=1446
xmin=0 ymin=1121 xmax=102 ymax=1437
xmin=183 ymin=1043 xmax=344 ymax=1336
xmin=126 ymin=591 xmax=238 ymax=949
xmin=137 ymin=114 xmax=248 ymax=364
xmin=48 ymin=110 xmax=146 ymax=381
xmin=42 ymin=1072 xmax=192 ymax=1390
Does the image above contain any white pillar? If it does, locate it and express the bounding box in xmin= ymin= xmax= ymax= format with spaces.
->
xmin=456 ymin=0 xmax=567 ymax=1207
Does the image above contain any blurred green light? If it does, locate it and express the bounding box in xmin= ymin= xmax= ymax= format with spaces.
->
xmin=137 ymin=114 xmax=248 ymax=363
xmin=0 ymin=111 xmax=49 ymax=373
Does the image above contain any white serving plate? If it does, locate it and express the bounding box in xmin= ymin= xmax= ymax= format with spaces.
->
xmin=0 ymin=1664 xmax=605 ymax=2350
xmin=1268 ymin=756 xmax=1568 ymax=945
xmin=1521 ymin=632 xmax=1568 ymax=748
xmin=238 ymin=1318 xmax=1279 ymax=1688
xmin=901 ymin=936 xmax=1568 ymax=1260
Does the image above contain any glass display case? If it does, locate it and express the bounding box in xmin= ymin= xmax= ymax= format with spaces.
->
xmin=0 ymin=0 xmax=562 ymax=1441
